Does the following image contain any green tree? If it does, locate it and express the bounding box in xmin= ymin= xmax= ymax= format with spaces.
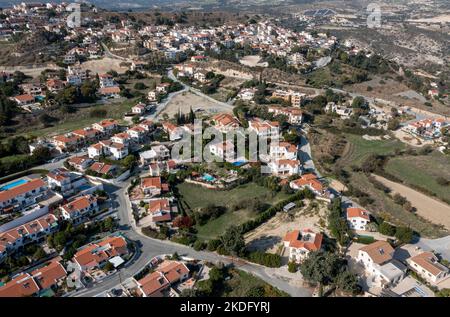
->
xmin=220 ymin=225 xmax=245 ymax=256
xmin=395 ymin=226 xmax=413 ymax=244
xmin=299 ymin=250 xmax=345 ymax=290
xmin=378 ymin=222 xmax=396 ymax=236
xmin=335 ymin=270 xmax=360 ymax=295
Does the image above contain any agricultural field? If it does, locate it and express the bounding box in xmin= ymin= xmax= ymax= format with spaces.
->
xmin=384 ymin=152 xmax=450 ymax=203
xmin=340 ymin=134 xmax=406 ymax=166
xmin=176 ymin=182 xmax=289 ymax=240
xmin=350 ymin=172 xmax=448 ymax=238
xmin=14 ymin=98 xmax=138 ymax=139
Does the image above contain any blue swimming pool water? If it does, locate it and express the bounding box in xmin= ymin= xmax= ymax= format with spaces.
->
xmin=202 ymin=173 xmax=216 ymax=182
xmin=232 ymin=161 xmax=247 ymax=167
xmin=0 ymin=179 xmax=29 ymax=191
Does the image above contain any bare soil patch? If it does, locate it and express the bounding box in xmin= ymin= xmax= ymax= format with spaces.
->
xmin=372 ymin=174 xmax=450 ymax=231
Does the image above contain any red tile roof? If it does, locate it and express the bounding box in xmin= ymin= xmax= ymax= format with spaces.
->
xmin=0 ymin=178 xmax=46 ymax=204
xmin=347 ymin=207 xmax=370 ymax=220
xmin=283 ymin=229 xmax=323 ymax=251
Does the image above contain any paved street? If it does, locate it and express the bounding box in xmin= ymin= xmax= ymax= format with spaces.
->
xmin=70 ymin=179 xmax=313 ymax=297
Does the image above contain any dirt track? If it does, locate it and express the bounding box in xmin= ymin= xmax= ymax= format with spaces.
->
xmin=373 ymin=174 xmax=450 ymax=230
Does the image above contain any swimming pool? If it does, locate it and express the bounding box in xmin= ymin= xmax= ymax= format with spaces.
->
xmin=232 ymin=161 xmax=247 ymax=167
xmin=0 ymin=179 xmax=29 ymax=191
xmin=202 ymin=173 xmax=216 ymax=182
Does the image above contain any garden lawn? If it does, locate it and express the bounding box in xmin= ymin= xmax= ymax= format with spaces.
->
xmin=385 ymin=152 xmax=450 ymax=203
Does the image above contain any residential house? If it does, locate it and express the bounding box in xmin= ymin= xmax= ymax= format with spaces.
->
xmin=193 ymin=70 xmax=208 ymax=83
xmin=407 ymin=252 xmax=449 ymax=285
xmin=30 ymin=259 xmax=67 ymax=295
xmin=92 ymin=119 xmax=119 ymax=136
xmin=267 ymin=159 xmax=300 ymax=177
xmin=21 ymin=83 xmax=42 ymax=96
xmin=46 ymin=79 xmax=65 ymax=93
xmin=88 ymin=162 xmax=117 ymax=177
xmin=237 ymin=88 xmax=257 ymax=101
xmin=0 ymin=214 xmax=58 ymax=259
xmin=357 ymin=241 xmax=406 ymax=288
xmin=268 ymin=106 xmax=303 ymax=124
xmin=99 ymin=73 xmax=115 ymax=88
xmin=0 ymin=179 xmax=48 ymax=213
xmin=108 ymin=142 xmax=129 ymax=160
xmin=53 ymin=133 xmax=83 ymax=152
xmin=148 ymin=198 xmax=173 ymax=224
xmin=67 ymin=156 xmax=93 ymax=172
xmin=156 ymin=83 xmax=170 ymax=94
xmin=60 ymin=195 xmax=99 ymax=223
xmin=283 ymin=229 xmax=323 ymax=263
xmin=72 ymin=235 xmax=128 ymax=272
xmin=140 ymin=145 xmax=170 ymax=165
xmin=248 ymin=118 xmax=279 ymax=138
xmin=208 ymin=140 xmax=235 ymax=162
xmin=111 ymin=132 xmax=132 ymax=147
xmin=270 ymin=142 xmax=297 ymax=160
xmin=0 ymin=273 xmax=40 ymax=297
xmin=132 ymin=103 xmax=146 ymax=115
xmin=72 ymin=127 xmax=102 ymax=144
xmin=141 ymin=177 xmax=169 ymax=197
xmin=289 ymin=173 xmax=324 ymax=195
xmin=346 ymin=207 xmax=371 ymax=231
xmin=12 ymin=94 xmax=35 ymax=106
xmin=149 ymin=161 xmax=176 ymax=177
xmin=127 ymin=126 xmax=147 ymax=142
xmin=211 ymin=113 xmax=240 ymax=133
xmin=99 ymin=86 xmax=121 ymax=98
xmin=136 ymin=261 xmax=190 ymax=297
xmin=88 ymin=143 xmax=104 ymax=159
xmin=162 ymin=122 xmax=184 ymax=141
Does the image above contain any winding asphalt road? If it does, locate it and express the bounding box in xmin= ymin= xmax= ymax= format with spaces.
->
xmin=71 ymin=180 xmax=312 ymax=297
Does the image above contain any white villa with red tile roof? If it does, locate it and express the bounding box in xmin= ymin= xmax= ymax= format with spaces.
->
xmin=0 ymin=214 xmax=58 ymax=261
xmin=72 ymin=235 xmax=128 ymax=271
xmin=346 ymin=207 xmax=370 ymax=231
xmin=135 ymin=260 xmax=190 ymax=297
xmin=92 ymin=119 xmax=119 ymax=135
xmin=148 ymin=198 xmax=173 ymax=225
xmin=283 ymin=229 xmax=323 ymax=263
xmin=162 ymin=122 xmax=184 ymax=141
xmin=67 ymin=156 xmax=93 ymax=171
xmin=0 ymin=178 xmax=48 ymax=213
xmin=248 ymin=118 xmax=279 ymax=138
xmin=270 ymin=142 xmax=297 ymax=160
xmin=141 ymin=177 xmax=169 ymax=197
xmin=357 ymin=240 xmax=406 ymax=287
xmin=268 ymin=106 xmax=303 ymax=124
xmin=267 ymin=159 xmax=300 ymax=177
xmin=208 ymin=140 xmax=235 ymax=162
xmin=289 ymin=173 xmax=324 ymax=195
xmin=211 ymin=113 xmax=240 ymax=133
xmin=407 ymin=252 xmax=449 ymax=285
xmin=60 ymin=195 xmax=99 ymax=223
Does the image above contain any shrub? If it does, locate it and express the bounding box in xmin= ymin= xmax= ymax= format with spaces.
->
xmin=207 ymin=239 xmax=222 ymax=251
xmin=288 ymin=261 xmax=298 ymax=273
xmin=246 ymin=251 xmax=282 ymax=268
xmin=193 ymin=240 xmax=206 ymax=251
xmin=395 ymin=226 xmax=414 ymax=244
xmin=378 ymin=222 xmax=396 ymax=236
